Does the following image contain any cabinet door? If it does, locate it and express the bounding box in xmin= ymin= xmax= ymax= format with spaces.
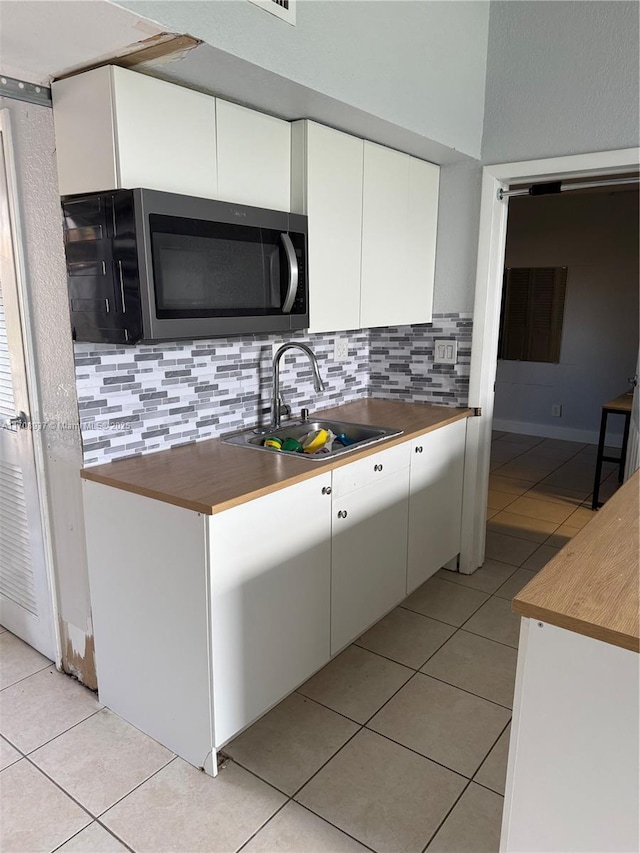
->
xmin=360 ymin=141 xmax=411 ymax=329
xmin=405 ymin=157 xmax=439 ymax=325
xmin=113 ymin=67 xmax=217 ymax=198
xmin=52 ymin=65 xmax=217 ymax=198
xmin=291 ymin=121 xmax=363 ymax=333
xmin=217 ymin=99 xmax=291 ymax=211
xmin=407 ymin=419 xmax=467 ymax=594
xmin=332 ymin=468 xmax=410 ymax=654
xmin=209 ymin=474 xmax=332 ymax=746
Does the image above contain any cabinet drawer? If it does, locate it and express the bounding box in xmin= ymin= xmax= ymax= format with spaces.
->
xmin=332 ymin=441 xmax=410 ymax=498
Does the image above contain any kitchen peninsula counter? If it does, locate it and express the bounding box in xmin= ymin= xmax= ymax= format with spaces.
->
xmin=80 ymin=399 xmax=471 ymax=515
xmin=513 ymin=470 xmax=639 ymax=653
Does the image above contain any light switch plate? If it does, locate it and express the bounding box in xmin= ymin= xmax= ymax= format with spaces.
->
xmin=434 ymin=339 xmax=458 ymax=365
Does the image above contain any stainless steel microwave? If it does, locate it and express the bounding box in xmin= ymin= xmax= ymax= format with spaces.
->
xmin=61 ymin=189 xmax=309 ymax=344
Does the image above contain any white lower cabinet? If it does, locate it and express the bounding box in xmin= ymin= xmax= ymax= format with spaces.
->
xmin=83 ymin=418 xmax=467 ymax=777
xmin=407 ymin=419 xmax=467 ymax=593
xmin=331 ymin=442 xmax=411 ymax=653
xmin=209 ymin=473 xmax=332 ymax=746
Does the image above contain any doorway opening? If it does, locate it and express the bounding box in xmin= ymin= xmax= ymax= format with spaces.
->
xmin=460 ymin=149 xmax=640 ymax=574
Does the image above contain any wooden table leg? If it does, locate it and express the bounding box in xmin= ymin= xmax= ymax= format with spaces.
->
xmin=619 ymin=412 xmax=632 ymax=483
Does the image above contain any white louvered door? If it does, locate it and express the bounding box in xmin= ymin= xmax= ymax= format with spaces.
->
xmin=0 ymin=121 xmax=55 ymax=659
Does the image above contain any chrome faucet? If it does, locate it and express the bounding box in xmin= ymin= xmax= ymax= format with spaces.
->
xmin=270 ymin=343 xmax=326 ymax=430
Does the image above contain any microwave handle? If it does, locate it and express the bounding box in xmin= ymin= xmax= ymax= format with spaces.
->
xmin=280 ymin=233 xmax=299 ymax=314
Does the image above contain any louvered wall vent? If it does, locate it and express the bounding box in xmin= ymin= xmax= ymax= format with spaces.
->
xmin=247 ymin=0 xmax=296 ymax=25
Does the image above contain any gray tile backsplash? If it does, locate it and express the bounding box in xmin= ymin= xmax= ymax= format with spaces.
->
xmin=369 ymin=314 xmax=472 ymax=405
xmin=75 ymin=314 xmax=472 ymax=466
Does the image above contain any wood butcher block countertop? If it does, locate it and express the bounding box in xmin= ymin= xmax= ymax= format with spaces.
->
xmin=513 ymin=470 xmax=640 ymax=653
xmin=81 ymin=399 xmax=471 ymax=515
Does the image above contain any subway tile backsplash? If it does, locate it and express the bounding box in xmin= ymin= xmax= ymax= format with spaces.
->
xmin=75 ymin=313 xmax=472 ymax=466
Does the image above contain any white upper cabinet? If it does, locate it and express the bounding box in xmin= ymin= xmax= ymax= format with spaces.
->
xmin=291 ymin=121 xmax=364 ymax=333
xmin=361 ymin=141 xmax=439 ymax=328
xmin=216 ymin=100 xmax=291 ymax=212
xmin=52 ymin=66 xmax=217 ymax=198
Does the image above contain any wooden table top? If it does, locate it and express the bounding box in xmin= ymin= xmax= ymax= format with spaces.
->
xmin=81 ymin=399 xmax=471 ymax=515
xmin=513 ymin=470 xmax=640 ymax=652
xmin=603 ymin=391 xmax=634 ymax=414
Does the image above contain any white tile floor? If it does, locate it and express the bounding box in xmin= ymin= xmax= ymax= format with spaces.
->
xmin=0 ymin=433 xmax=619 ymax=853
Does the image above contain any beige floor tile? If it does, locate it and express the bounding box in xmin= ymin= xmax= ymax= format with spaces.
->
xmin=523 ymin=482 xmax=589 ymax=505
xmin=402 ymin=577 xmax=489 ymax=627
xmin=488 ymin=463 xmax=542 ymax=483
xmin=542 ymin=470 xmax=594 ymax=492
xmin=356 ymin=607 xmax=455 ymax=669
xmin=0 ymin=632 xmax=51 ymax=690
xmin=368 ymin=674 xmax=510 ymax=778
xmin=426 ymin=782 xmax=503 ymax=852
xmin=0 ymin=759 xmax=91 ymax=852
xmin=488 ymin=511 xmax=558 ymax=544
xmin=422 ymin=631 xmax=517 ymax=709
xmin=497 ymin=434 xmax=542 ymax=448
xmin=475 ymin=725 xmax=511 ymax=795
xmin=566 ymin=505 xmax=597 ymax=529
xmin=487 ymin=490 xmax=517 ymax=511
xmin=0 ymin=624 xmax=6 ymax=633
xmin=224 ymin=692 xmax=358 ymax=795
xmin=436 ymin=560 xmax=518 ymax=595
xmin=462 ymin=598 xmax=521 ymax=648
xmin=30 ymin=708 xmax=174 ymax=816
xmin=522 ymin=544 xmax=561 ymax=572
xmin=489 ymin=442 xmax=528 ymax=464
xmin=298 ymin=645 xmax=412 ymax=724
xmin=484 ymin=531 xmax=539 ymax=566
xmin=488 ymin=475 xmax=534 ymax=496
xmin=494 ymin=569 xmax=537 ymax=601
xmin=0 ymin=666 xmax=102 ymax=754
xmin=0 ymin=736 xmax=22 ymax=771
xmin=243 ymin=802 xmax=369 ymax=853
xmin=487 ymin=506 xmax=499 ymax=520
xmin=57 ymin=822 xmax=129 ymax=852
xmin=545 ymin=525 xmax=581 ymax=547
xmin=506 ymin=496 xmax=575 ymax=525
xmin=101 ymin=757 xmax=286 ymax=853
xmin=538 ymin=438 xmax=587 ymax=453
xmin=296 ymin=729 xmax=465 ymax=853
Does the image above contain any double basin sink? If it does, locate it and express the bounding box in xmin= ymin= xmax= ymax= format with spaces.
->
xmin=223 ymin=418 xmax=403 ymax=461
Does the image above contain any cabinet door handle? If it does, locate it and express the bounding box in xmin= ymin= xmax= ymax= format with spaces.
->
xmin=374 ymin=464 xmax=383 ymax=472
xmin=322 ymin=486 xmax=332 ymax=495
xmin=337 ymin=510 xmax=348 ymax=519
xmin=415 ymin=446 xmax=423 ymax=453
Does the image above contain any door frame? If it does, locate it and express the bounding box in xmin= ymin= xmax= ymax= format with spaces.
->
xmin=459 ymin=147 xmax=640 ymax=574
xmin=1 ymin=108 xmax=61 ymax=663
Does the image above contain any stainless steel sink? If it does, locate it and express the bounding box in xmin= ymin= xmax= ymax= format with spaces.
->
xmin=222 ymin=419 xmax=403 ymax=461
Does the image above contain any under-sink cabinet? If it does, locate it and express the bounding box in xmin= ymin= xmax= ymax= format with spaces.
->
xmin=83 ymin=420 xmax=466 ymax=776
xmin=331 ymin=442 xmax=410 ymax=654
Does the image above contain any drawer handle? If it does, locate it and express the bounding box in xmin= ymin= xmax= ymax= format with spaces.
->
xmin=374 ymin=463 xmax=383 ymax=472
xmin=322 ymin=486 xmax=332 ymax=495
xmin=337 ymin=510 xmax=348 ymax=519
xmin=415 ymin=446 xmax=423 ymax=453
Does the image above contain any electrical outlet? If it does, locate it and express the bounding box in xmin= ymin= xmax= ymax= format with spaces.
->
xmin=334 ymin=336 xmax=349 ymax=361
xmin=434 ymin=339 xmax=458 ymax=365
xmin=551 ymin=403 xmax=562 ymax=417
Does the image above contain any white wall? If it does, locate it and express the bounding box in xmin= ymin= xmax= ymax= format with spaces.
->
xmin=482 ymin=1 xmax=640 ymax=162
xmin=117 ymin=0 xmax=490 ymax=159
xmin=0 ymin=97 xmax=95 ymax=687
xmin=494 ymin=189 xmax=639 ymax=444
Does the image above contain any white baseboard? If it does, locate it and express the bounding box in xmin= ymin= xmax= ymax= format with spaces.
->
xmin=492 ymin=418 xmax=623 ymax=448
